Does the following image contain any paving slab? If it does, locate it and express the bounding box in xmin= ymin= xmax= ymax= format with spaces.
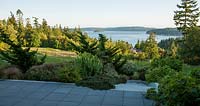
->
xmin=0 ymin=80 xmax=154 ymax=106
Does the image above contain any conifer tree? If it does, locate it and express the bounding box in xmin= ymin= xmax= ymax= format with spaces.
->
xmin=97 ymin=34 xmax=127 ymax=74
xmin=0 ymin=10 xmax=46 ymax=73
xmin=181 ymin=27 xmax=200 ymax=65
xmin=134 ymin=40 xmax=140 ymax=49
xmin=144 ymin=33 xmax=160 ymax=59
xmin=174 ymin=0 xmax=200 ymax=35
xmin=0 ymin=27 xmax=46 ymax=73
xmin=68 ymin=32 xmax=97 ymax=55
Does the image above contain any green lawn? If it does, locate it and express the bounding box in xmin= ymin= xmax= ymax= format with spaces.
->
xmin=45 ymin=55 xmax=74 ymax=63
xmin=0 ymin=48 xmax=76 ymax=69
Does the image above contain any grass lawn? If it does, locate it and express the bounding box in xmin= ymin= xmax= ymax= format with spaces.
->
xmin=31 ymin=47 xmax=76 ymax=57
xmin=45 ymin=55 xmax=74 ymax=63
xmin=0 ymin=47 xmax=77 ymax=69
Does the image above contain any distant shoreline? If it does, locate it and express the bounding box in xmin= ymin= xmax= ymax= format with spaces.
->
xmin=79 ymin=27 xmax=182 ymax=36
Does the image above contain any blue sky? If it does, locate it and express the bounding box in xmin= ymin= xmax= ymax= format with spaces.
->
xmin=0 ymin=0 xmax=199 ymax=28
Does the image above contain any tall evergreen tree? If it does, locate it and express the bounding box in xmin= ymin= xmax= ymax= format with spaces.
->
xmin=144 ymin=33 xmax=160 ymax=59
xmin=181 ymin=27 xmax=200 ymax=65
xmin=16 ymin=9 xmax=23 ymax=25
xmin=174 ymin=0 xmax=200 ymax=35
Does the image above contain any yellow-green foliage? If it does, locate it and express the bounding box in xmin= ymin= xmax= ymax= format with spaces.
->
xmin=143 ymin=33 xmax=160 ymax=59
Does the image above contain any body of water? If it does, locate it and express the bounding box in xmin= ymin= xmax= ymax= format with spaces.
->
xmin=85 ymin=31 xmax=180 ymax=46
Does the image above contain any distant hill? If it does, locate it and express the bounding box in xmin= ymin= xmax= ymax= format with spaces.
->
xmin=146 ymin=28 xmax=182 ymax=36
xmin=81 ymin=26 xmax=154 ymax=32
xmin=80 ymin=27 xmax=183 ymax=36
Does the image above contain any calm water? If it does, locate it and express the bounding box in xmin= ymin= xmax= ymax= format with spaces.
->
xmin=85 ymin=31 xmax=180 ymax=46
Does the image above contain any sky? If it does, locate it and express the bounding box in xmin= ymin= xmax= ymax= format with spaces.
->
xmin=0 ymin=0 xmax=200 ymax=28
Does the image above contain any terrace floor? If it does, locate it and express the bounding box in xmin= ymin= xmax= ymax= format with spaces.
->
xmin=0 ymin=80 xmax=154 ymax=106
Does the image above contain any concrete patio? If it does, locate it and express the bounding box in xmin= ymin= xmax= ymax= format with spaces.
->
xmin=0 ymin=80 xmax=154 ymax=106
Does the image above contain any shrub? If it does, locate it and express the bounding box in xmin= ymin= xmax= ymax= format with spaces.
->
xmin=190 ymin=69 xmax=200 ymax=84
xmin=151 ymin=57 xmax=183 ymax=72
xmin=121 ymin=60 xmax=149 ymax=77
xmin=120 ymin=61 xmax=136 ymax=76
xmin=76 ymin=76 xmax=115 ymax=90
xmin=145 ymin=88 xmax=157 ymax=100
xmin=102 ymin=63 xmax=128 ymax=84
xmin=132 ymin=72 xmax=140 ymax=80
xmin=76 ymin=63 xmax=128 ymax=90
xmin=75 ymin=53 xmax=103 ymax=79
xmin=0 ymin=66 xmax=23 ymax=79
xmin=25 ymin=63 xmax=60 ymax=81
xmin=25 ymin=62 xmax=81 ymax=83
xmin=146 ymin=65 xmax=176 ymax=83
xmin=103 ymin=63 xmax=119 ymax=77
xmin=137 ymin=68 xmax=147 ymax=81
xmin=157 ymin=73 xmax=200 ymax=106
xmin=117 ymin=75 xmax=128 ymax=84
xmin=57 ymin=61 xmax=81 ymax=83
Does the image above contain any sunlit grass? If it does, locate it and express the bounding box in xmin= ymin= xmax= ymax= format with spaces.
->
xmin=31 ymin=47 xmax=77 ymax=57
xmin=0 ymin=48 xmax=77 ymax=69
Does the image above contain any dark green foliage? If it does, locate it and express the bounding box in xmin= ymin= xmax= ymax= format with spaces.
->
xmin=180 ymin=27 xmax=200 ymax=65
xmin=97 ymin=34 xmax=127 ymax=74
xmin=134 ymin=40 xmax=140 ymax=49
xmin=158 ymin=73 xmax=200 ymax=106
xmin=56 ymin=61 xmax=81 ymax=83
xmin=174 ymin=0 xmax=200 ymax=35
xmin=145 ymin=88 xmax=157 ymax=100
xmin=120 ymin=60 xmax=150 ymax=80
xmin=158 ymin=38 xmax=176 ymax=50
xmin=146 ymin=65 xmax=176 ymax=82
xmin=190 ymin=69 xmax=200 ymax=83
xmin=75 ymin=53 xmax=103 ymax=79
xmin=120 ymin=61 xmax=137 ymax=76
xmin=76 ymin=63 xmax=128 ymax=90
xmin=68 ymin=32 xmax=97 ymax=55
xmin=102 ymin=63 xmax=120 ymax=82
xmin=146 ymin=28 xmax=182 ymax=36
xmin=112 ymin=55 xmax=127 ymax=74
xmin=151 ymin=57 xmax=183 ymax=72
xmin=0 ymin=28 xmax=46 ymax=73
xmin=117 ymin=75 xmax=128 ymax=84
xmin=76 ymin=76 xmax=115 ymax=90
